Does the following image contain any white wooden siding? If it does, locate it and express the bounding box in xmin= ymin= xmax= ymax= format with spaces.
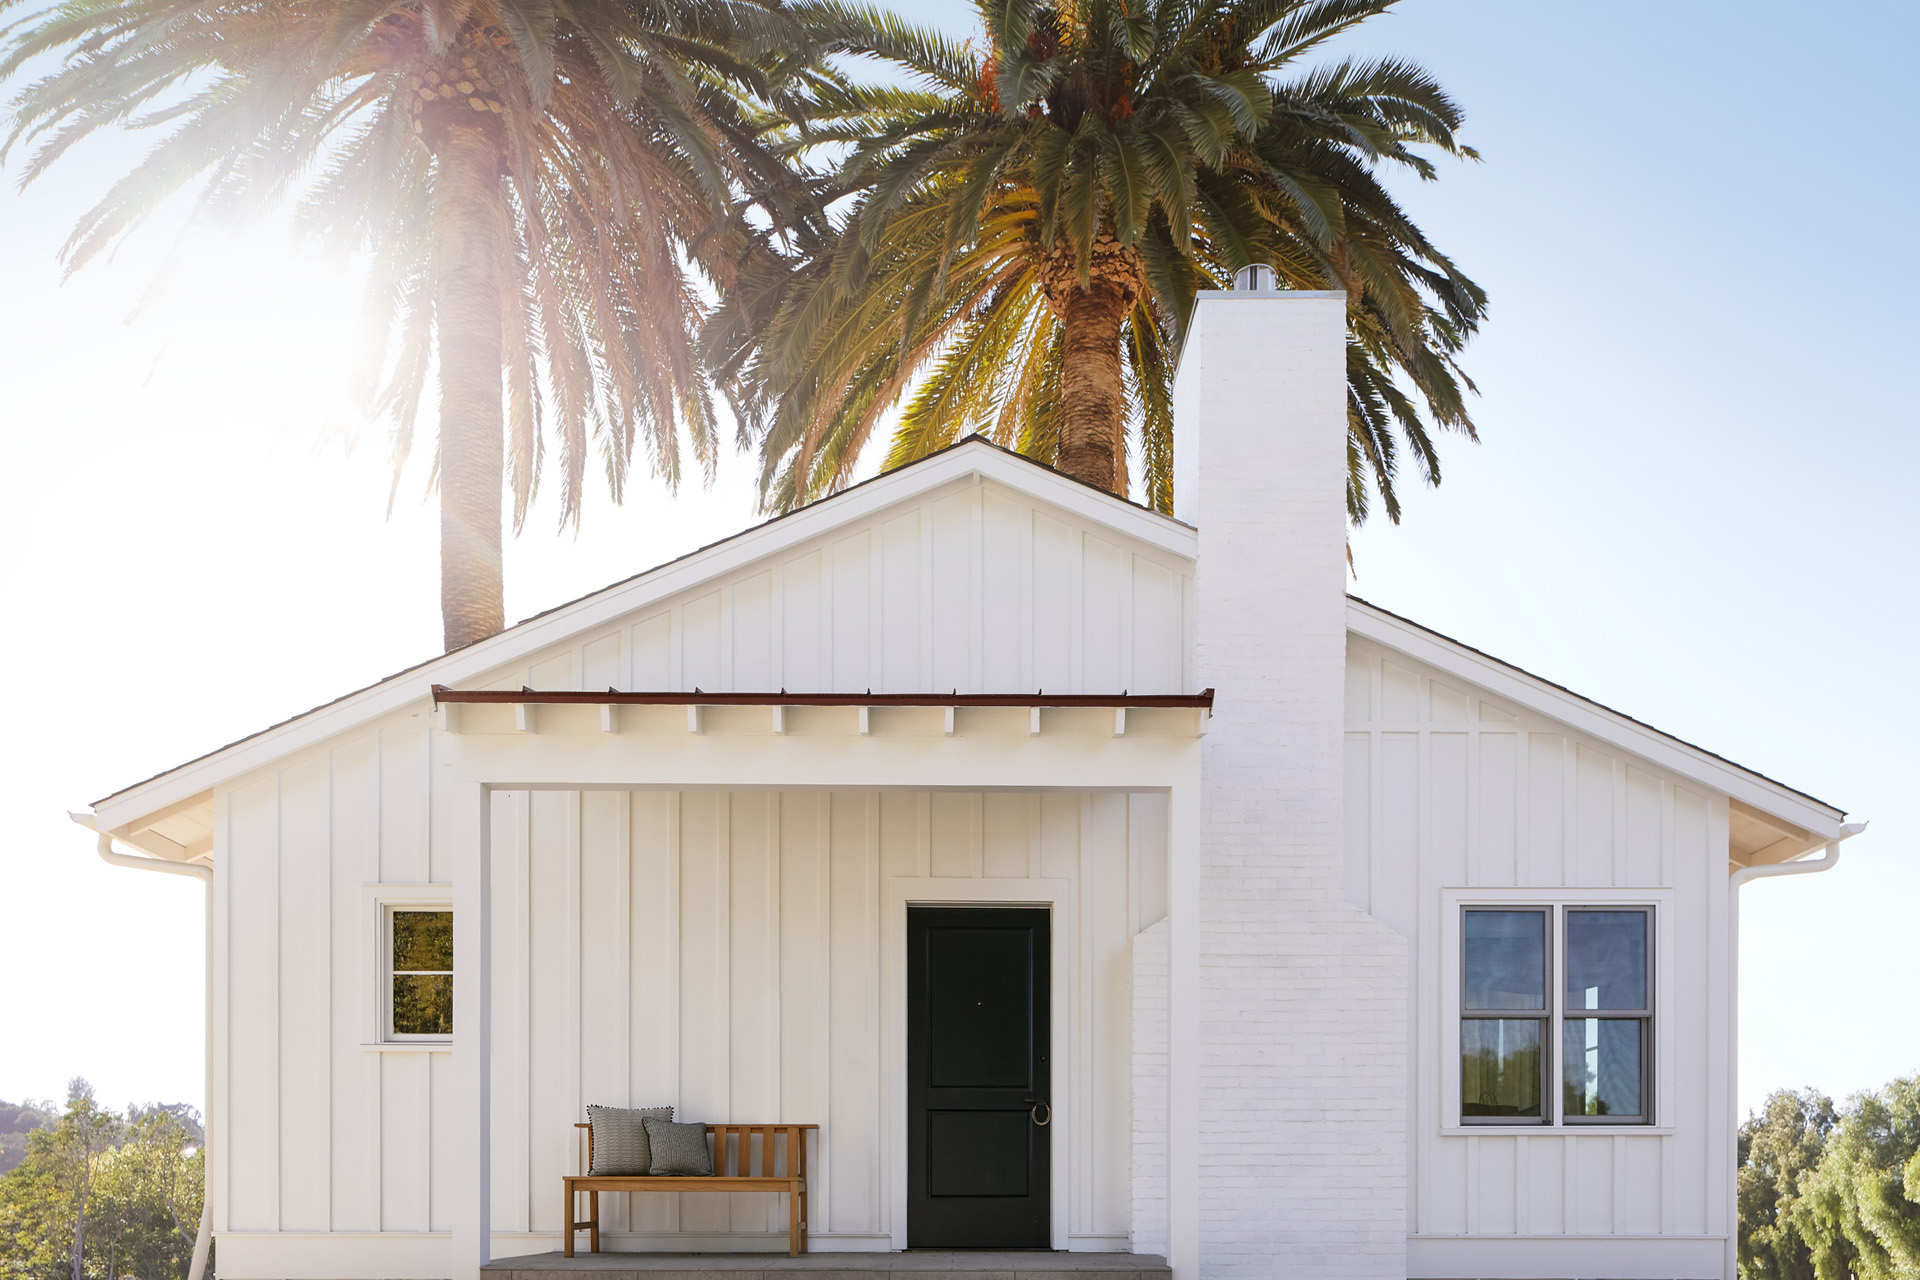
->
xmin=217 ymin=719 xmax=440 ymax=1238
xmin=469 ymin=479 xmax=1193 ymax=698
xmin=215 ymin=731 xmax=1170 ymax=1250
xmin=1343 ymin=638 xmax=1731 ymax=1255
xmin=485 ymin=786 xmax=1166 ymax=1248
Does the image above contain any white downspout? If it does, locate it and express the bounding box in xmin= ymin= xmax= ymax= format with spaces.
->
xmin=1724 ymin=820 xmax=1866 ymax=1280
xmin=71 ymin=814 xmax=214 ymax=1280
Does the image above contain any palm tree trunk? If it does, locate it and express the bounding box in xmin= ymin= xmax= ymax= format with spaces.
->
xmin=1054 ymin=283 xmax=1131 ymax=491
xmin=433 ymin=123 xmax=509 ymax=652
xmin=1041 ymin=236 xmax=1142 ymax=494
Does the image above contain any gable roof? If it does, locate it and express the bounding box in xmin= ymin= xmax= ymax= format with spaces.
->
xmin=86 ymin=439 xmax=1849 ymax=853
xmin=1347 ymin=597 xmax=1848 ymax=843
xmin=90 ymin=437 xmax=1193 ymax=828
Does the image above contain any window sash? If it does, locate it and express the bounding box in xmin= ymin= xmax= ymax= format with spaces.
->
xmin=1460 ymin=907 xmax=1552 ymax=1124
xmin=1459 ymin=904 xmax=1653 ymax=1126
xmin=384 ymin=907 xmax=453 ymax=1041
xmin=1561 ymin=1015 xmax=1652 ymax=1124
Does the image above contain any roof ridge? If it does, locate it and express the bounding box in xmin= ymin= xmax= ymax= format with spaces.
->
xmin=92 ymin=439 xmax=1180 ymax=807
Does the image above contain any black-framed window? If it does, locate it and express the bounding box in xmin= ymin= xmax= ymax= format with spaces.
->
xmin=388 ymin=909 xmax=453 ymax=1039
xmin=1561 ymin=909 xmax=1650 ymax=1121
xmin=1461 ymin=906 xmax=1652 ymax=1125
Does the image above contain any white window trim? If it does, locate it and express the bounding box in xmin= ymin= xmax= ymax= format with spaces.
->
xmin=1439 ymin=885 xmax=1674 ymax=1133
xmin=364 ymin=884 xmax=454 ymax=1048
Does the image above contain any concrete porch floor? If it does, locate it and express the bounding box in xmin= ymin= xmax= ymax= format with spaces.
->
xmin=483 ymin=1252 xmax=1172 ymax=1280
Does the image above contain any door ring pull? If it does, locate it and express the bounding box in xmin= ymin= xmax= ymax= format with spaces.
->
xmin=1028 ymin=1100 xmax=1050 ymax=1127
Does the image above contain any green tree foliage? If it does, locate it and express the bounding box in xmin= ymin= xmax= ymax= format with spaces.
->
xmin=0 ymin=1081 xmax=206 ymax=1280
xmin=1795 ymin=1076 xmax=1920 ymax=1280
xmin=708 ymin=0 xmax=1484 ymax=518
xmin=0 ymin=1101 xmax=56 ymax=1176
xmin=1739 ymin=1088 xmax=1839 ymax=1280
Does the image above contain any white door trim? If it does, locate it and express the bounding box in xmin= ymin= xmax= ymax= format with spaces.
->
xmin=883 ymin=876 xmax=1073 ymax=1252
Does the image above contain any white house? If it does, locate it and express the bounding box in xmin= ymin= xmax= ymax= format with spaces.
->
xmin=78 ymin=290 xmax=1860 ymax=1280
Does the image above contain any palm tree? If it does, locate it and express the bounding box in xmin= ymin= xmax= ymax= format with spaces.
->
xmin=3 ymin=0 xmax=807 ymax=649
xmin=708 ymin=0 xmax=1486 ymax=521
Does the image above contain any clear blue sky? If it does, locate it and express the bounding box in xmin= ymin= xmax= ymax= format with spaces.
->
xmin=0 ymin=0 xmax=1912 ymax=1118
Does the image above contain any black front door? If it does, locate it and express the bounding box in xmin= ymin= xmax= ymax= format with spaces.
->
xmin=907 ymin=906 xmax=1051 ymax=1249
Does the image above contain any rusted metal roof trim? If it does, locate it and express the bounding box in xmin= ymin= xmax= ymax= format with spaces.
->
xmin=432 ymin=685 xmax=1215 ymax=710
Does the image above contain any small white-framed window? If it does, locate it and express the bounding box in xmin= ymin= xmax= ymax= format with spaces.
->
xmin=384 ymin=906 xmax=453 ymax=1040
xmin=1459 ymin=903 xmax=1653 ymax=1126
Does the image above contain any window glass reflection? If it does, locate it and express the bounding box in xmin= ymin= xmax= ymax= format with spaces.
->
xmin=1565 ymin=911 xmax=1646 ymax=1011
xmin=1563 ymin=1019 xmax=1643 ymax=1118
xmin=391 ymin=910 xmax=452 ymax=1037
xmin=1462 ymin=1019 xmax=1543 ymax=1118
xmin=393 ymin=974 xmax=453 ymax=1037
xmin=1464 ymin=910 xmax=1545 ymax=1011
xmin=393 ymin=910 xmax=453 ymax=972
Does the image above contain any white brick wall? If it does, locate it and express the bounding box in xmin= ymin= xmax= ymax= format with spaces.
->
xmin=1131 ymin=919 xmax=1170 ymax=1259
xmin=1175 ymin=293 xmax=1410 ymax=1278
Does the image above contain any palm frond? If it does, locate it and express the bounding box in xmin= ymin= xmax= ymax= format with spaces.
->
xmin=716 ymin=0 xmax=1482 ymax=524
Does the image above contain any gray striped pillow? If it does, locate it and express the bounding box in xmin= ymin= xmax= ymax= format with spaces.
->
xmin=586 ymin=1104 xmax=673 ymax=1175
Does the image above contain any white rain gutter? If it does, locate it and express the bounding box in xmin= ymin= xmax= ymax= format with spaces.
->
xmin=1723 ymin=818 xmax=1866 ymax=1280
xmin=70 ymin=814 xmax=214 ymax=1280
xmin=1730 ymin=822 xmax=1865 ymax=892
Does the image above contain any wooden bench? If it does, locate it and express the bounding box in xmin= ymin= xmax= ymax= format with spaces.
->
xmin=564 ymin=1122 xmax=818 ymax=1258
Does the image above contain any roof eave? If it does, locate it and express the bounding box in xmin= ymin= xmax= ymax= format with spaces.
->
xmin=1346 ymin=597 xmax=1848 ymax=839
xmin=89 ymin=441 xmax=1193 ymax=832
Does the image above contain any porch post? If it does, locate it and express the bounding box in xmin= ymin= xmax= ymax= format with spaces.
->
xmin=1167 ymin=776 xmax=1202 ymax=1280
xmin=449 ymin=780 xmax=492 ymax=1278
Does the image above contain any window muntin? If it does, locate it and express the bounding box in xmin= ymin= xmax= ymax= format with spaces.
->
xmin=388 ymin=909 xmax=452 ymax=1039
xmin=1461 ymin=905 xmax=1652 ymax=1125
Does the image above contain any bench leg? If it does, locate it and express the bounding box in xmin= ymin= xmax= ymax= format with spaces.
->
xmin=589 ymin=1190 xmax=601 ymax=1253
xmin=563 ymin=1183 xmax=574 ymax=1258
xmin=789 ymin=1187 xmax=799 ymax=1257
xmin=800 ymin=1184 xmax=809 ymax=1253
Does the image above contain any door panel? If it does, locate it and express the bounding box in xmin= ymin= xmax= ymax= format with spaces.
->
xmin=907 ymin=906 xmax=1050 ymax=1248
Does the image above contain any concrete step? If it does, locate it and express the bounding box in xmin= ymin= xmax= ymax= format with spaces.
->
xmin=484 ymin=1251 xmax=1172 ymax=1280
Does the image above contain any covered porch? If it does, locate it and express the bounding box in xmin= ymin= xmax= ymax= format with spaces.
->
xmin=437 ymin=702 xmax=1204 ymax=1272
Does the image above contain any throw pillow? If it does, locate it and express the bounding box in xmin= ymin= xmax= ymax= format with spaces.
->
xmin=644 ymin=1117 xmax=715 ymax=1176
xmin=586 ymin=1104 xmax=673 ymax=1176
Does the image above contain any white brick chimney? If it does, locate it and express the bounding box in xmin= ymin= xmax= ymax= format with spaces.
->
xmin=1166 ymin=290 xmax=1410 ymax=1278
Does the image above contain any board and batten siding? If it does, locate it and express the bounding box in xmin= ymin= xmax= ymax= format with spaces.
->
xmin=214 ymin=736 xmax=1169 ymax=1253
xmin=1342 ymin=637 xmax=1733 ymax=1271
xmin=216 ymin=714 xmax=446 ymax=1243
xmin=487 ymin=787 xmax=1165 ymax=1250
xmin=467 ymin=478 xmax=1193 ymax=699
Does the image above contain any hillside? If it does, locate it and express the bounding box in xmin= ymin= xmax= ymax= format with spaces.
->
xmin=0 ymin=1099 xmax=55 ymax=1173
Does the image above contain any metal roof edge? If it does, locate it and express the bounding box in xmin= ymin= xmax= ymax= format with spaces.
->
xmin=88 ymin=439 xmax=1191 ymax=827
xmin=1345 ymin=596 xmax=1847 ymax=833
